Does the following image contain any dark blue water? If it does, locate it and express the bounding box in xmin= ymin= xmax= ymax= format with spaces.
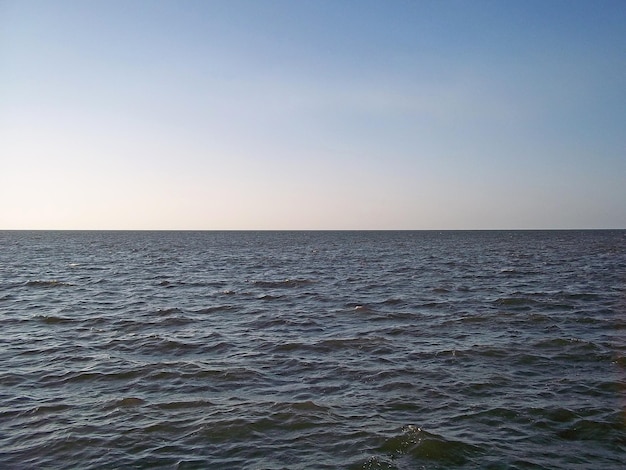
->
xmin=1 ymin=230 xmax=624 ymax=469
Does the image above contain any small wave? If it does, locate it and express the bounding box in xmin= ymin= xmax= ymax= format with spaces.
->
xmin=200 ymin=341 xmax=232 ymax=354
xmin=417 ymin=300 xmax=451 ymax=310
xmin=155 ymin=307 xmax=183 ymax=315
xmin=26 ymin=403 xmax=72 ymax=415
xmin=157 ymin=316 xmax=194 ymax=327
xmin=272 ymin=342 xmax=305 ymax=352
xmin=432 ymin=287 xmax=451 ymax=293
xmin=534 ymin=337 xmax=601 ymax=352
xmin=191 ymin=305 xmax=236 ymax=314
xmin=561 ymin=292 xmax=601 ymax=301
xmin=494 ymin=296 xmax=539 ymax=309
xmin=270 ymin=399 xmax=330 ymax=414
xmin=250 ymin=279 xmax=314 ymax=288
xmin=218 ymin=367 xmax=267 ymax=383
xmin=249 ymin=316 xmax=321 ymax=331
xmin=104 ymin=397 xmax=146 ymax=409
xmin=36 ymin=315 xmax=74 ymax=324
xmin=527 ymin=313 xmax=553 ymax=323
xmin=151 ymin=337 xmax=199 ymax=354
xmin=452 ymin=314 xmax=490 ymax=324
xmin=315 ymin=336 xmax=391 ymax=354
xmin=468 ymin=406 xmax=522 ymax=423
xmin=435 ymin=345 xmax=509 ymax=360
xmin=498 ymin=268 xmax=524 ymax=276
xmin=152 ymin=399 xmax=215 ymax=410
xmin=613 ymin=355 xmax=626 ymax=366
xmin=258 ymin=294 xmax=284 ymax=300
xmin=352 ymin=455 xmax=395 ymax=470
xmin=528 ymin=407 xmax=579 ymax=424
xmin=146 ymin=365 xmax=264 ymax=384
xmin=25 ymin=280 xmax=73 ymax=288
xmin=41 ymin=369 xmax=142 ymax=385
xmin=346 ymin=303 xmax=375 ymax=313
xmin=557 ymin=418 xmax=620 ymax=441
xmin=379 ymin=425 xmax=482 ymax=464
xmin=158 ymin=280 xmax=226 ymax=288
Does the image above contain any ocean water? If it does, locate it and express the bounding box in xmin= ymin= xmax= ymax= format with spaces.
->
xmin=1 ymin=230 xmax=624 ymax=469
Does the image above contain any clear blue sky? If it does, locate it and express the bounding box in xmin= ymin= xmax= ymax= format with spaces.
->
xmin=1 ymin=0 xmax=625 ymax=229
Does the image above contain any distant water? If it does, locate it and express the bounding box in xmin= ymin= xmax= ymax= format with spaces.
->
xmin=1 ymin=230 xmax=625 ymax=469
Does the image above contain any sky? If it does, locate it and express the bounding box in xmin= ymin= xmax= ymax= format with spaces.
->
xmin=1 ymin=0 xmax=625 ymax=230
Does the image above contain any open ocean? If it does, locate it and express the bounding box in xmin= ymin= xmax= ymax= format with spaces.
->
xmin=1 ymin=230 xmax=624 ymax=469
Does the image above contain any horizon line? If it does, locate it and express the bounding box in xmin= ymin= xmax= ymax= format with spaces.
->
xmin=1 ymin=228 xmax=624 ymax=232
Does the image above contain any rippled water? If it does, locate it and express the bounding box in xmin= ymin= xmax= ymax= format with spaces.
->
xmin=1 ymin=230 xmax=625 ymax=469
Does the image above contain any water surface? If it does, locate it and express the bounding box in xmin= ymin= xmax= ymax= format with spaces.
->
xmin=1 ymin=230 xmax=624 ymax=468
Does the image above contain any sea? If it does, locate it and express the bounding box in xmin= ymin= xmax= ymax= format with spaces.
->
xmin=1 ymin=230 xmax=624 ymax=469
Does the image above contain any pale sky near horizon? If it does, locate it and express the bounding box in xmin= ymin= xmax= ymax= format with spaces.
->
xmin=1 ymin=0 xmax=625 ymax=229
